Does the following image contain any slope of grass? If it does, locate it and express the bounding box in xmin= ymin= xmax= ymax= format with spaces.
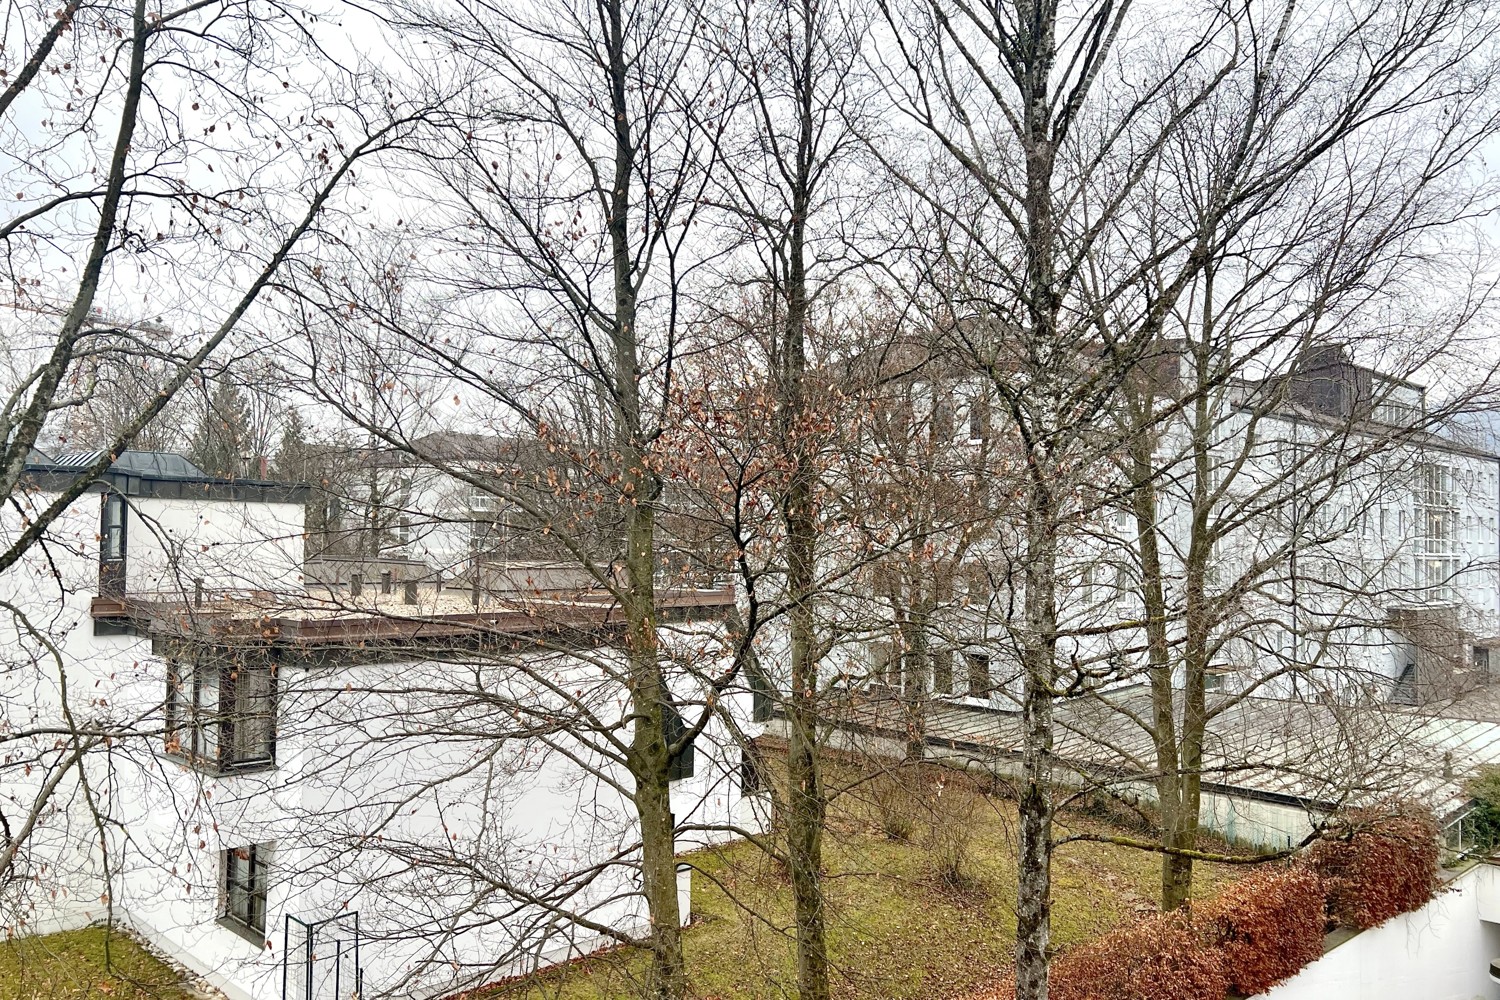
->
xmin=0 ymin=926 xmax=199 ymax=1000
xmin=486 ymin=769 xmax=1249 ymax=1000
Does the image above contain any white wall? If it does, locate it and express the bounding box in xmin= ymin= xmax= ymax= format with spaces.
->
xmin=1256 ymin=863 xmax=1500 ymax=1000
xmin=126 ymin=497 xmax=305 ymax=596
xmin=0 ymin=491 xmax=153 ymax=934
xmin=78 ymin=638 xmax=758 ymax=1000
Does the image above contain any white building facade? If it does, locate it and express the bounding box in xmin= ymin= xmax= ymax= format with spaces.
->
xmin=1 ymin=451 xmax=759 ymax=1000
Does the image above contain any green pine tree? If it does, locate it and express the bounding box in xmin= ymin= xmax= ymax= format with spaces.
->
xmin=188 ymin=380 xmax=253 ymax=477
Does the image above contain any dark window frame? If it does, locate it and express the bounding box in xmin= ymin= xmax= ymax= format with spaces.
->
xmin=166 ymin=656 xmax=277 ymax=774
xmin=964 ymin=651 xmax=991 ymax=699
xmin=662 ymin=699 xmax=696 ymax=782
xmin=221 ymin=843 xmax=268 ymax=939
xmin=99 ymin=491 xmax=128 ymax=594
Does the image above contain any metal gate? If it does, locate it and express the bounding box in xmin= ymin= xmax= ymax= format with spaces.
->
xmin=283 ymin=912 xmax=362 ymax=1000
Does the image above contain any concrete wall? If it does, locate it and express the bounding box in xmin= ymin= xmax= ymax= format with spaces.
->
xmin=1255 ymin=863 xmax=1500 ymax=1000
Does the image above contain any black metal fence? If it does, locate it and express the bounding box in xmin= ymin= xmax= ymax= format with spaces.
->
xmin=283 ymin=912 xmax=361 ymax=1000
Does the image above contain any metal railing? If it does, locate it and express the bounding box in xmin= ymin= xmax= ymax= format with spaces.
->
xmin=283 ymin=912 xmax=361 ymax=1000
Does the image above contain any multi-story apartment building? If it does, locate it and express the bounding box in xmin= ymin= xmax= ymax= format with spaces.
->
xmin=2 ymin=449 xmax=760 ymax=1000
xmin=851 ymin=342 xmax=1500 ymax=710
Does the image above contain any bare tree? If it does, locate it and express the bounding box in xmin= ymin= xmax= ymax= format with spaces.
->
xmin=695 ymin=0 xmax=881 ymax=994
xmin=868 ymin=0 xmax=1500 ymax=994
xmin=0 ymin=0 xmax=428 ymax=899
xmin=280 ymin=0 xmax=736 ymax=993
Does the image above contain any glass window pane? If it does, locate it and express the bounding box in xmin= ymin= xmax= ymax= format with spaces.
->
xmin=230 ymin=667 xmax=273 ymax=763
xmin=198 ymin=667 xmax=219 ymax=762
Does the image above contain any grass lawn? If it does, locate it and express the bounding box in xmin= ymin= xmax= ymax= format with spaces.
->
xmin=486 ymin=766 xmax=1251 ymax=1000
xmin=0 ymin=926 xmax=199 ymax=1000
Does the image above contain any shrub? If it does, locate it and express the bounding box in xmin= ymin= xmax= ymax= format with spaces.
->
xmin=1302 ymin=804 xmax=1440 ymax=930
xmin=981 ymin=912 xmax=1229 ymax=1000
xmin=924 ymin=771 xmax=981 ymax=888
xmin=1197 ymin=864 xmax=1325 ymax=995
xmin=1464 ymin=766 xmax=1500 ymax=854
xmin=869 ymin=766 xmax=921 ymax=842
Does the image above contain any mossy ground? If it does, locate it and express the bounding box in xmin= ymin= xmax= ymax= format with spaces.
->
xmin=0 ymin=926 xmax=198 ymax=999
xmin=484 ymin=767 xmax=1249 ymax=1000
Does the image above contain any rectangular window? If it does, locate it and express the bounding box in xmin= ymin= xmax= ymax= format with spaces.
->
xmin=968 ymin=398 xmax=988 ymax=442
xmin=99 ymin=492 xmax=128 ymax=595
xmin=166 ymin=656 xmax=276 ymax=772
xmin=1476 ymin=646 xmax=1491 ymax=672
xmin=933 ymin=399 xmax=956 ymax=440
xmin=102 ymin=493 xmax=126 ymax=561
xmin=740 ymin=748 xmax=765 ymax=796
xmin=932 ymin=649 xmax=954 ymax=695
xmin=1413 ymin=463 xmax=1459 ymax=603
xmin=222 ymin=844 xmax=268 ymax=937
xmin=965 ymin=652 xmax=990 ymax=698
xmin=663 ymin=699 xmax=696 ymax=782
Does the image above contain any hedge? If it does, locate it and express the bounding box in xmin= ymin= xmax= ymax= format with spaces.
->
xmin=1197 ymin=864 xmax=1325 ymax=996
xmin=980 ymin=913 xmax=1228 ymax=1000
xmin=968 ymin=804 xmax=1444 ymax=1000
xmin=1302 ymin=805 xmax=1440 ymax=931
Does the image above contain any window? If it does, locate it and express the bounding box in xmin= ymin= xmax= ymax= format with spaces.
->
xmin=1476 ymin=646 xmax=1491 ymax=672
xmin=468 ymin=517 xmax=504 ymax=558
xmin=1203 ymin=667 xmax=1231 ymax=693
xmin=1409 ymin=463 xmax=1460 ymax=603
xmin=933 ymin=398 xmax=956 ymax=440
xmin=166 ymin=656 xmax=276 ymax=772
xmin=968 ymin=396 xmax=990 ymax=442
xmin=468 ymin=488 xmax=502 ymax=513
xmin=932 ymin=649 xmax=954 ymax=696
xmin=222 ymin=844 xmax=269 ymax=938
xmin=662 ymin=699 xmax=696 ymax=782
xmin=101 ymin=493 xmax=126 ymax=560
xmin=740 ymin=748 xmax=765 ymax=796
xmin=965 ymin=652 xmax=990 ymax=698
xmin=99 ymin=492 xmax=127 ymax=594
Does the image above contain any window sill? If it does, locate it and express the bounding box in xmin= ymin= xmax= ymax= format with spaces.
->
xmin=162 ymin=751 xmax=276 ymax=777
xmin=217 ymin=916 xmax=268 ymax=948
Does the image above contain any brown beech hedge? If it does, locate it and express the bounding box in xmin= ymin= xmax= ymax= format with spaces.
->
xmin=1197 ymin=865 xmax=1326 ymax=996
xmin=970 ymin=805 xmax=1443 ymax=1000
xmin=981 ymin=912 xmax=1230 ymax=1000
xmin=1303 ymin=805 xmax=1441 ymax=931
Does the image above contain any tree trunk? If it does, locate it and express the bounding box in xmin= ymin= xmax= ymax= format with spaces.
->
xmin=782 ymin=205 xmax=831 ymax=1000
xmin=1014 ymin=486 xmax=1058 ymax=1000
xmin=604 ymin=0 xmax=682 ymax=987
xmin=1128 ymin=426 xmax=1193 ymax=911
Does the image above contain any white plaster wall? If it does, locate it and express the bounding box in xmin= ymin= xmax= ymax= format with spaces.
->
xmin=94 ymin=639 xmax=758 ymax=1000
xmin=0 ymin=490 xmax=154 ymax=934
xmin=1256 ymin=863 xmax=1500 ymax=1000
xmin=126 ymin=497 xmax=305 ymax=596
